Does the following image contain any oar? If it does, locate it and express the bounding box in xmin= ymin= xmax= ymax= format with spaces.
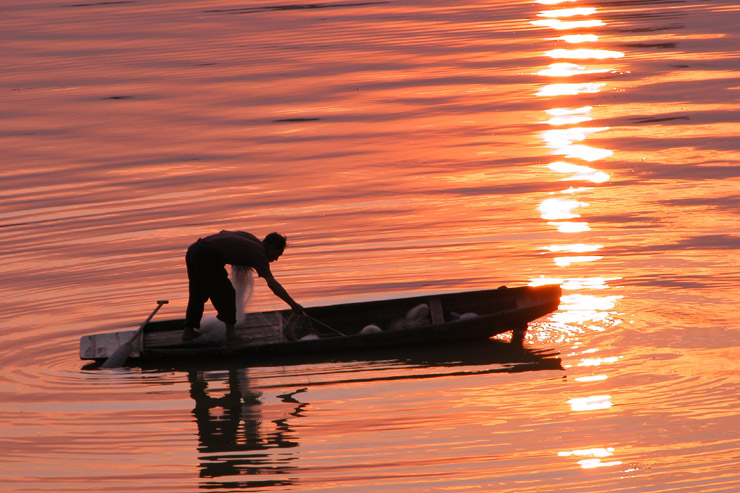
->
xmin=101 ymin=300 xmax=168 ymax=368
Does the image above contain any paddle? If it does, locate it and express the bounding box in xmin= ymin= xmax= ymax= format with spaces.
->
xmin=101 ymin=300 xmax=168 ymax=368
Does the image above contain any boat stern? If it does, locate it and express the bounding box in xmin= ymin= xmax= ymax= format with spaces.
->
xmin=79 ymin=329 xmax=139 ymax=360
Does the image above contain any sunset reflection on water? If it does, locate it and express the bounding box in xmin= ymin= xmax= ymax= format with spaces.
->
xmin=532 ymin=0 xmax=628 ymax=474
xmin=1 ymin=0 xmax=740 ymax=490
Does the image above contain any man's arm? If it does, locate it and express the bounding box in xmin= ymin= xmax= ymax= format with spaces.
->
xmin=263 ymin=272 xmax=303 ymax=313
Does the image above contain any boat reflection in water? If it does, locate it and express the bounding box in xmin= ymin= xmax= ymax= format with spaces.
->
xmin=186 ymin=340 xmax=562 ymax=487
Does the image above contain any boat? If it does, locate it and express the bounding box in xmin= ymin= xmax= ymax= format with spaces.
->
xmin=80 ymin=284 xmax=561 ymax=365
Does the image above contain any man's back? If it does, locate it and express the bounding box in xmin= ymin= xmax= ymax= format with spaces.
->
xmin=201 ymin=231 xmax=270 ymax=276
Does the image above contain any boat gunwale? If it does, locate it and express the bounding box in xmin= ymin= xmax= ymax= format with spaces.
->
xmin=141 ymin=297 xmax=559 ymax=361
xmin=81 ymin=284 xmax=562 ymax=363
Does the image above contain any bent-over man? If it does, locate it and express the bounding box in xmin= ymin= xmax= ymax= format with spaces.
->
xmin=183 ymin=230 xmax=303 ymax=343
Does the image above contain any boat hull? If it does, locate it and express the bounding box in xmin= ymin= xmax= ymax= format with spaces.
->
xmin=80 ymin=284 xmax=561 ymax=365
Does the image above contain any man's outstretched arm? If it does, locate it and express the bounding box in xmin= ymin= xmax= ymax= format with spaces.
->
xmin=264 ymin=273 xmax=303 ymax=313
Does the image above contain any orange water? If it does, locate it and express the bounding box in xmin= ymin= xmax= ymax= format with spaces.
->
xmin=1 ymin=0 xmax=739 ymax=491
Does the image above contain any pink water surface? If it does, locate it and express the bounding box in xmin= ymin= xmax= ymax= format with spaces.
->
xmin=1 ymin=0 xmax=739 ymax=491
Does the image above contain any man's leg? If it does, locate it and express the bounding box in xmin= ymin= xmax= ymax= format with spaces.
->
xmin=184 ymin=244 xmax=208 ymax=341
xmin=184 ymin=287 xmax=207 ymax=341
xmin=224 ymin=323 xmax=239 ymax=343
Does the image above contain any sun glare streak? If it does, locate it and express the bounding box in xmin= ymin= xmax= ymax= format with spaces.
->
xmin=532 ymin=4 xmax=629 ymax=454
xmin=531 ymin=19 xmax=605 ymax=30
xmin=542 ymin=127 xmax=614 ymax=164
xmin=549 ymin=221 xmax=591 ymax=233
xmin=568 ymin=395 xmax=613 ymax=411
xmin=561 ymin=186 xmax=591 ymax=194
xmin=529 ymin=277 xmax=564 ymax=287
xmin=574 ymin=374 xmax=609 ymax=382
xmin=537 ymin=82 xmax=605 ymax=96
xmin=542 ymin=127 xmax=610 ymax=146
xmin=538 ymin=63 xmax=611 ymax=77
xmin=570 ymin=277 xmax=620 ymax=289
xmin=579 ymin=459 xmax=623 ymax=468
xmin=578 ymin=356 xmax=620 ymax=366
xmin=545 ymin=106 xmax=594 ymax=125
xmin=559 ymin=447 xmax=616 ymax=458
xmin=538 ymin=8 xmax=597 ymax=18
xmin=558 ymin=34 xmax=599 ymax=43
xmin=533 ymin=0 xmax=626 ymax=365
xmin=548 ymin=161 xmax=610 ymax=183
xmin=546 ymin=114 xmax=593 ymax=125
xmin=559 ymin=448 xmax=622 ymax=469
xmin=546 ymin=48 xmax=625 ymax=59
xmin=557 ymin=144 xmax=613 ymax=162
xmin=547 ymin=294 xmax=623 ymax=330
xmin=538 ymin=198 xmax=588 ymax=220
xmin=544 ymin=243 xmax=603 ymax=253
xmin=553 ymin=256 xmax=603 ymax=267
xmin=547 ymin=107 xmax=592 ymax=115
xmin=530 ymin=276 xmax=619 ymax=291
xmin=562 ymin=294 xmax=622 ymax=311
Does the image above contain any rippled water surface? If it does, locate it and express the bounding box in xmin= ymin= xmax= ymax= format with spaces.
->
xmin=2 ymin=0 xmax=739 ymax=491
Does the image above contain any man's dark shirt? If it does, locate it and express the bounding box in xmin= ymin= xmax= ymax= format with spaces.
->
xmin=200 ymin=230 xmax=271 ymax=278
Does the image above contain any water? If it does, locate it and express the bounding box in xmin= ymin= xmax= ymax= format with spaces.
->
xmin=1 ymin=0 xmax=739 ymax=490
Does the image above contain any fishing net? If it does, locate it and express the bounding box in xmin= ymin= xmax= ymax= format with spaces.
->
xmin=230 ymin=265 xmax=254 ymax=326
xmin=283 ymin=312 xmax=317 ymax=341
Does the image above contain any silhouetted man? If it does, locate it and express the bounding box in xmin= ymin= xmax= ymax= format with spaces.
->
xmin=183 ymin=230 xmax=303 ymax=343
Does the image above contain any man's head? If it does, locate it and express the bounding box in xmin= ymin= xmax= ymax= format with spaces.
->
xmin=263 ymin=232 xmax=287 ymax=262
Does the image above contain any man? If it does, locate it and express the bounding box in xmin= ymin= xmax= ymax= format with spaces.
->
xmin=183 ymin=230 xmax=304 ymax=343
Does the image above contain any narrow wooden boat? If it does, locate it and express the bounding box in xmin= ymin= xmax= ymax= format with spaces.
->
xmin=80 ymin=284 xmax=561 ymax=365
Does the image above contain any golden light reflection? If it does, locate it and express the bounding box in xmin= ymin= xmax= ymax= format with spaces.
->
xmin=532 ymin=2 xmax=629 ymax=472
xmin=574 ymin=374 xmax=608 ymax=382
xmin=541 ymin=127 xmax=609 ymax=145
xmin=538 ymin=197 xmax=587 ymax=220
xmin=548 ymin=161 xmax=610 ymax=183
xmin=530 ymin=276 xmax=619 ymax=290
xmin=537 ymin=0 xmax=578 ymax=4
xmin=558 ymin=185 xmax=590 ymax=194
xmin=547 ymin=106 xmax=593 ymax=116
xmin=578 ymin=458 xmax=623 ymax=469
xmin=578 ymin=356 xmax=620 ymax=366
xmin=568 ymin=395 xmax=612 ymax=411
xmin=548 ymin=245 xmax=605 ymax=266
xmin=537 ymin=82 xmax=605 ymax=97
xmin=559 ymin=447 xmax=615 ymax=458
xmin=543 ymin=243 xmax=603 ymax=253
xmin=546 ymin=114 xmax=592 ymax=125
xmin=558 ymin=144 xmax=614 ymax=162
xmin=549 ymin=294 xmax=623 ymax=329
xmin=541 ymin=127 xmax=612 ymax=163
xmin=562 ymin=294 xmax=622 ymax=312
xmin=530 ymin=19 xmax=605 ymax=30
xmin=537 ymin=63 xmax=611 ymax=77
xmin=558 ymin=34 xmax=599 ymax=43
xmin=559 ymin=448 xmax=622 ymax=469
xmin=529 ymin=276 xmax=564 ymax=287
xmin=550 ymin=221 xmax=591 ymax=233
xmin=553 ymin=255 xmax=603 ymax=267
xmin=546 ymin=48 xmax=624 ymax=60
xmin=545 ymin=106 xmax=593 ymax=126
xmin=538 ymin=7 xmax=597 ymax=18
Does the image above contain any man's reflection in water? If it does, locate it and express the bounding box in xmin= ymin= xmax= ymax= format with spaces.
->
xmin=189 ymin=369 xmax=308 ymax=488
